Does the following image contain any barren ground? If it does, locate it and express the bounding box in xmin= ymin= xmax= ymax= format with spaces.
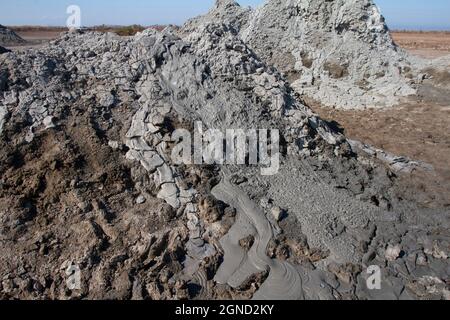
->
xmin=311 ymin=32 xmax=450 ymax=207
xmin=392 ymin=31 xmax=450 ymax=59
xmin=310 ymin=101 xmax=450 ymax=207
xmin=5 ymin=28 xmax=63 ymax=50
xmin=6 ymin=26 xmax=161 ymax=50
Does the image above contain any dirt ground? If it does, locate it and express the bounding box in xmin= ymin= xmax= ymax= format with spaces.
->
xmin=392 ymin=31 xmax=450 ymax=59
xmin=16 ymin=30 xmax=62 ymax=43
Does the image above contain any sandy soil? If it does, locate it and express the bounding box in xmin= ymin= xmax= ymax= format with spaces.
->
xmin=310 ymin=97 xmax=450 ymax=208
xmin=311 ymin=101 xmax=450 ymax=191
xmin=392 ymin=31 xmax=450 ymax=59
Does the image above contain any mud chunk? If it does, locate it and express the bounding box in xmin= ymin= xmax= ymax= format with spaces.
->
xmin=0 ymin=105 xmax=8 ymax=135
xmin=157 ymin=183 xmax=180 ymax=209
xmin=199 ymin=196 xmax=221 ymax=223
xmin=385 ymin=245 xmax=402 ymax=262
xmin=416 ymin=252 xmax=428 ymax=266
xmin=98 ymin=92 xmax=116 ymax=108
xmin=42 ymin=116 xmax=55 ymax=129
xmin=131 ymin=279 xmax=144 ymax=300
xmin=425 ymin=242 xmax=449 ymax=260
xmin=110 ymin=271 xmax=132 ymax=299
xmin=136 ymin=195 xmax=146 ymax=204
xmin=160 ymin=203 xmax=176 ymax=222
xmin=108 ymin=140 xmax=120 ymax=149
xmin=239 ymin=235 xmax=255 ymax=250
xmin=328 ymin=263 xmax=362 ymax=285
xmin=271 ymin=206 xmax=285 ymax=222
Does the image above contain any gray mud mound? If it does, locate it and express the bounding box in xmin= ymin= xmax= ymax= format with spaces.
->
xmin=0 ymin=46 xmax=10 ymax=54
xmin=0 ymin=25 xmax=25 ymax=47
xmin=182 ymin=0 xmax=251 ymax=35
xmin=0 ymin=24 xmax=448 ymax=299
xmin=184 ymin=0 xmax=417 ymax=109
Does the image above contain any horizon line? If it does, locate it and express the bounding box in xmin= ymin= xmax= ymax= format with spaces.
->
xmin=5 ymin=24 xmax=450 ymax=32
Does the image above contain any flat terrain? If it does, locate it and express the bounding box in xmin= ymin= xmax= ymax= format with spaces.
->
xmin=1 ymin=28 xmax=61 ymax=50
xmin=392 ymin=31 xmax=450 ymax=59
xmin=311 ymin=101 xmax=450 ymax=206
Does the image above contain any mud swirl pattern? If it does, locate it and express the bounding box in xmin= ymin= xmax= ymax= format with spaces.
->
xmin=211 ymin=173 xmax=304 ymax=300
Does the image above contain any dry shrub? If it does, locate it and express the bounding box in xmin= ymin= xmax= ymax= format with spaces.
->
xmin=114 ymin=25 xmax=146 ymax=36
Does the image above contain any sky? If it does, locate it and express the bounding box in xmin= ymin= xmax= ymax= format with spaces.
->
xmin=0 ymin=0 xmax=449 ymax=30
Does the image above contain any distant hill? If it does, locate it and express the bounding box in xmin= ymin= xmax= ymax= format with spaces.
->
xmin=0 ymin=24 xmax=26 ymax=46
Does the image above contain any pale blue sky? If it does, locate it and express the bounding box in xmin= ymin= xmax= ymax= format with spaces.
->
xmin=0 ymin=0 xmax=449 ymax=30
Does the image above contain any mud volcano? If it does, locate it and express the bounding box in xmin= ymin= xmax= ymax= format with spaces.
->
xmin=0 ymin=1 xmax=448 ymax=300
xmin=185 ymin=0 xmax=421 ymax=109
xmin=0 ymin=25 xmax=25 ymax=47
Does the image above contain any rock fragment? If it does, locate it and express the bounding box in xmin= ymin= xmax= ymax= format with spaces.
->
xmin=136 ymin=195 xmax=146 ymax=204
xmin=43 ymin=116 xmax=55 ymax=129
xmin=385 ymin=245 xmax=402 ymax=262
xmin=98 ymin=92 xmax=116 ymax=108
xmin=0 ymin=105 xmax=8 ymax=135
xmin=271 ymin=206 xmax=284 ymax=222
